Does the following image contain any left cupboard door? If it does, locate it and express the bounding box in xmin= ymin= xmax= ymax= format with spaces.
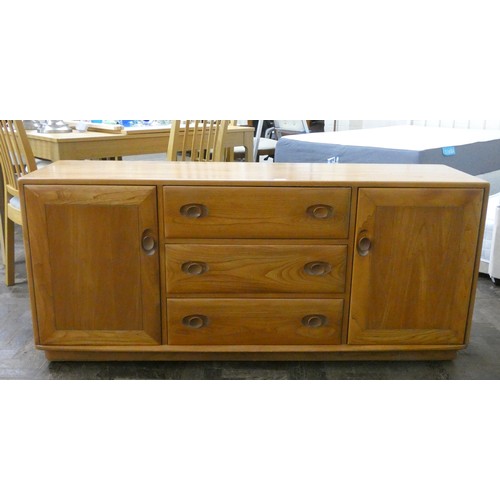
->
xmin=24 ymin=185 xmax=161 ymax=346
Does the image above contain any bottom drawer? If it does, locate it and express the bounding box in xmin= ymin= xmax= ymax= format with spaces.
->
xmin=167 ymin=299 xmax=343 ymax=345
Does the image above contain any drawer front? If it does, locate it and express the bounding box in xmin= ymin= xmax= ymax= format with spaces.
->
xmin=166 ymin=244 xmax=347 ymax=294
xmin=164 ymin=186 xmax=351 ymax=239
xmin=167 ymin=299 xmax=343 ymax=345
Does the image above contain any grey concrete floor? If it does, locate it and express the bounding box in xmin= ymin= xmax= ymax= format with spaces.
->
xmin=1 ymin=223 xmax=499 ymax=380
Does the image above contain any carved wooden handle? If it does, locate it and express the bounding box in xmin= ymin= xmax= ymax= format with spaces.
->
xmin=182 ymin=315 xmax=208 ymax=329
xmin=304 ymin=261 xmax=332 ymax=276
xmin=141 ymin=230 xmax=157 ymax=255
xmin=302 ymin=315 xmax=327 ymax=328
xmin=181 ymin=261 xmax=208 ymax=276
xmin=357 ymin=234 xmax=372 ymax=256
xmin=307 ymin=204 xmax=333 ymax=220
xmin=180 ymin=203 xmax=208 ymax=219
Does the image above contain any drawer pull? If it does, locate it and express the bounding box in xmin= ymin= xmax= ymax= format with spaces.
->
xmin=182 ymin=315 xmax=208 ymax=329
xmin=304 ymin=261 xmax=332 ymax=276
xmin=302 ymin=315 xmax=327 ymax=328
xmin=141 ymin=230 xmax=157 ymax=255
xmin=307 ymin=204 xmax=333 ymax=220
xmin=357 ymin=233 xmax=372 ymax=257
xmin=180 ymin=203 xmax=208 ymax=219
xmin=181 ymin=261 xmax=208 ymax=276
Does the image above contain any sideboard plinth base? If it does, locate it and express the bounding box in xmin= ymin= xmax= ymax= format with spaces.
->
xmin=43 ymin=349 xmax=459 ymax=362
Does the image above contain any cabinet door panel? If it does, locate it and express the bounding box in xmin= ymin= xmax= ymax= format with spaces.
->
xmin=24 ymin=185 xmax=161 ymax=345
xmin=349 ymin=188 xmax=483 ymax=345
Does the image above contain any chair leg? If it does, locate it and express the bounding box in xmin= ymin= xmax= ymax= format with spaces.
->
xmin=0 ymin=190 xmax=4 ymax=266
xmin=0 ymin=215 xmax=5 ymax=267
xmin=4 ymin=216 xmax=15 ymax=286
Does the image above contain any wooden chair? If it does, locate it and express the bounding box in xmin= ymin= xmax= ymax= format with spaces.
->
xmin=272 ymin=120 xmax=310 ymax=139
xmin=0 ymin=120 xmax=37 ymax=285
xmin=166 ymin=120 xmax=230 ymax=162
xmin=232 ymin=120 xmax=277 ymax=162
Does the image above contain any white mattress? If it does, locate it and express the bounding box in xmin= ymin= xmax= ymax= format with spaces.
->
xmin=480 ymin=192 xmax=500 ymax=274
xmin=275 ymin=125 xmax=500 ymax=175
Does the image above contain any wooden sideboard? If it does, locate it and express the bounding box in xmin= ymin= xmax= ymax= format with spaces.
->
xmin=19 ymin=161 xmax=489 ymax=361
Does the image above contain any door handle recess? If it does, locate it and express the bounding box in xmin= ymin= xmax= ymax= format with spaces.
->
xmin=357 ymin=234 xmax=372 ymax=257
xmin=141 ymin=230 xmax=157 ymax=255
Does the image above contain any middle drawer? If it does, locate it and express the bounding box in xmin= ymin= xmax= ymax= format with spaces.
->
xmin=165 ymin=244 xmax=347 ymax=294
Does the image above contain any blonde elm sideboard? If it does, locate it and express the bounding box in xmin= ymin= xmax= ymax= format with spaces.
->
xmin=18 ymin=161 xmax=489 ymax=362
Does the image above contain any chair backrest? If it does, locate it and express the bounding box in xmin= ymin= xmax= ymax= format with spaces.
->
xmin=232 ymin=120 xmax=277 ymax=161
xmin=167 ymin=120 xmax=230 ymax=162
xmin=273 ymin=120 xmax=310 ymax=139
xmin=0 ymin=120 xmax=37 ymax=198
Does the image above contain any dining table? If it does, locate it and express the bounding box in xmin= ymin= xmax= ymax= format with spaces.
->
xmin=26 ymin=123 xmax=255 ymax=162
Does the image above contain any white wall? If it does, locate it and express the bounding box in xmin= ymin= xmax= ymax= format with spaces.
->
xmin=335 ymin=120 xmax=500 ymax=131
xmin=411 ymin=120 xmax=500 ymax=129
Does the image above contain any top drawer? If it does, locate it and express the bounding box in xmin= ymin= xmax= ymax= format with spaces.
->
xmin=163 ymin=187 xmax=351 ymax=239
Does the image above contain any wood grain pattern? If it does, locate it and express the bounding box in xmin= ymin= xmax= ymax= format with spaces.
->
xmin=349 ymin=188 xmax=483 ymax=345
xmin=19 ymin=161 xmax=489 ymax=187
xmin=167 ymin=298 xmax=344 ymax=345
xmin=23 ymin=185 xmax=161 ymax=345
xmin=163 ymin=186 xmax=351 ymax=239
xmin=165 ymin=244 xmax=347 ymax=294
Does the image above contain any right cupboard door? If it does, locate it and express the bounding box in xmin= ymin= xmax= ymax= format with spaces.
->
xmin=349 ymin=188 xmax=483 ymax=345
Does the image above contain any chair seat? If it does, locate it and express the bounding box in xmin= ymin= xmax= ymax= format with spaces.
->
xmin=257 ymin=137 xmax=278 ymax=150
xmin=35 ymin=158 xmax=52 ymax=169
xmin=234 ymin=137 xmax=277 ymax=155
xmin=8 ymin=196 xmax=21 ymax=210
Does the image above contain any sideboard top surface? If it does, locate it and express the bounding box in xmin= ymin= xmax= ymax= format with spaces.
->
xmin=20 ymin=161 xmax=489 ymax=188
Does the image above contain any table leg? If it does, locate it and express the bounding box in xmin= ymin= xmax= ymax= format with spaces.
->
xmin=226 ymin=148 xmax=235 ymax=161
xmin=244 ymin=128 xmax=255 ymax=162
